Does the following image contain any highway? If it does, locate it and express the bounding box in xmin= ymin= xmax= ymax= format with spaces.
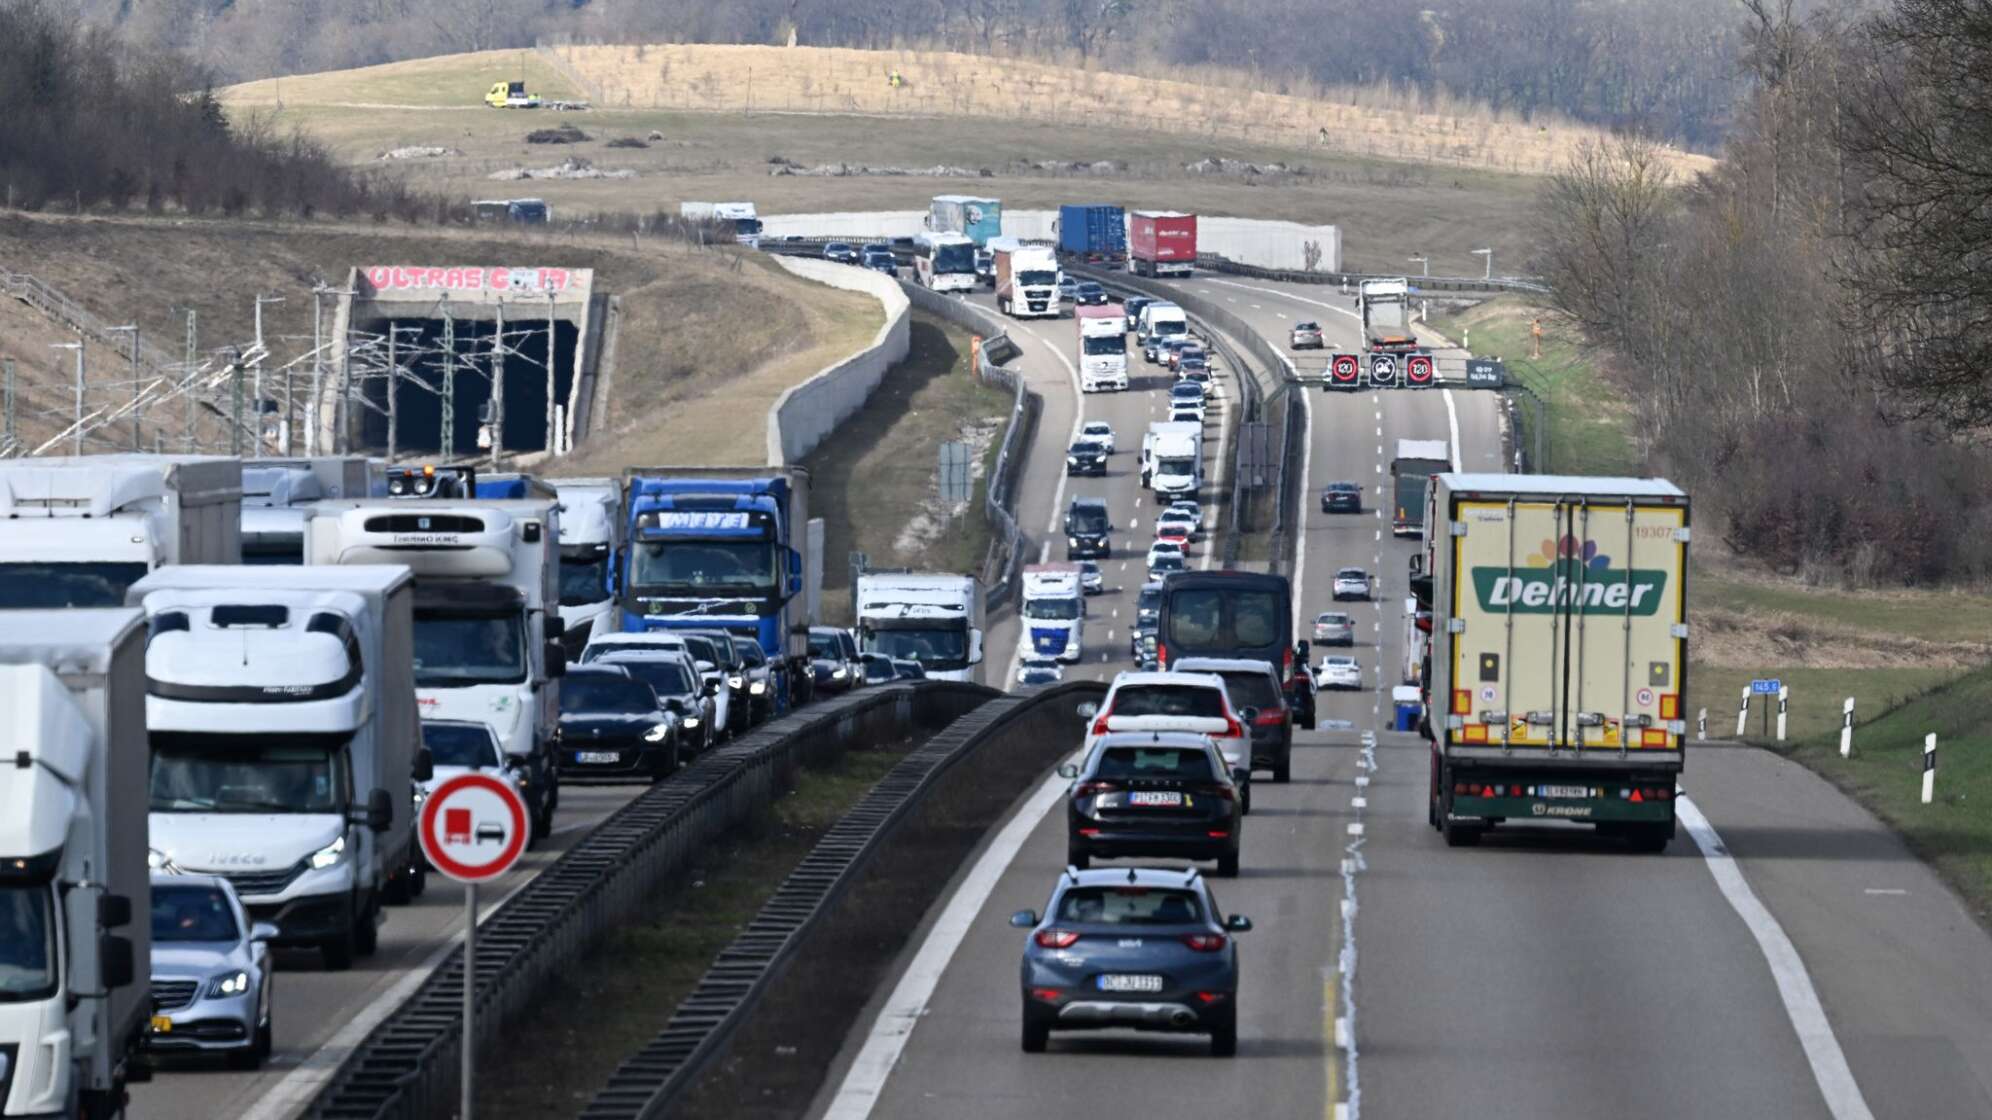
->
xmin=816 ymin=275 xmax=1992 ymax=1119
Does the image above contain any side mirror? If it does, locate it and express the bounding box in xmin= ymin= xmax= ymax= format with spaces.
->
xmin=1295 ymin=640 xmax=1311 ymax=662
xmin=412 ymin=747 xmax=435 ymax=783
xmin=545 ymin=614 xmax=567 ymax=641
xmin=250 ymin=922 xmax=280 ymax=942
xmin=1009 ymin=909 xmax=1039 ymax=928
xmin=98 ymin=893 xmax=132 ymax=929
xmin=704 ymin=680 xmax=721 ymax=696
xmin=1224 ymin=914 xmax=1254 ymax=933
xmin=544 ymin=642 xmax=569 ymax=679
xmin=968 ymin=628 xmax=984 ymax=665
xmin=1076 ymin=700 xmax=1100 ymax=720
xmin=665 ymin=698 xmax=686 ymax=714
xmin=99 ymin=935 xmax=135 ymax=989
xmin=1056 ymin=763 xmax=1079 ymax=779
xmin=365 ymin=787 xmax=393 ymax=833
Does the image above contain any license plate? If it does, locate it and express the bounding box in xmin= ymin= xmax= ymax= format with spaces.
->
xmin=1128 ymin=791 xmax=1183 ymax=807
xmin=575 ymin=751 xmax=619 ymax=764
xmin=1536 ymin=784 xmax=1589 ymax=798
xmin=151 ymin=1015 xmax=172 ymax=1034
xmin=1097 ymin=974 xmax=1165 ymax=993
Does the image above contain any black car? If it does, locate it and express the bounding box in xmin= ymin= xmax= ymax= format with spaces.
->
xmin=859 ymin=653 xmax=900 ymax=686
xmin=1073 ymin=280 xmax=1109 ymax=305
xmin=1064 ymin=496 xmax=1112 ymax=559
xmin=1321 ymin=481 xmax=1363 ymax=513
xmin=1066 ymin=440 xmax=1108 ymax=476
xmin=809 ymin=626 xmax=862 ymax=693
xmin=1171 ymin=658 xmax=1294 ymax=783
xmin=891 ymin=658 xmax=927 ymax=680
xmin=680 ymin=631 xmax=751 ymax=735
xmin=593 ymin=652 xmax=717 ymax=755
xmin=1060 ymin=731 xmax=1243 ymax=877
xmin=556 ymin=666 xmax=680 ymax=782
xmin=1123 ymin=295 xmax=1153 ymax=332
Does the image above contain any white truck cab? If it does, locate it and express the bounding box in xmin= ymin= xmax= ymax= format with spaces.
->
xmin=548 ymin=477 xmax=624 ymax=654
xmin=1021 ymin=563 xmax=1085 ymax=663
xmin=854 ymin=573 xmax=986 ymax=685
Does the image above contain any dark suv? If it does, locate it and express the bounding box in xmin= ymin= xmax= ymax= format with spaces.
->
xmin=1060 ymin=731 xmax=1242 ymax=876
xmin=1066 ymin=440 xmax=1108 ymax=476
xmin=1065 ymin=497 xmax=1112 ymax=559
xmin=1171 ymin=658 xmax=1293 ymax=783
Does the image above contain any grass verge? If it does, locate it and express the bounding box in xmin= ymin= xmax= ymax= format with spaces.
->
xmin=806 ymin=310 xmax=1012 ymax=624
xmin=1772 ymin=663 xmax=1992 ymax=927
xmin=473 ymin=736 xmax=914 ymax=1120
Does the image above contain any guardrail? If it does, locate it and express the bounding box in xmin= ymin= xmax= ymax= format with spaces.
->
xmin=302 ymin=681 xmax=996 ymax=1120
xmin=577 ymin=678 xmax=1107 ymax=1118
xmin=1194 ymin=254 xmax=1551 ymax=296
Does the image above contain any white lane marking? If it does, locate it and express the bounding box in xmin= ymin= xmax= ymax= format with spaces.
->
xmin=1374 ymin=530 xmax=1381 ymax=541
xmin=1374 ymin=464 xmax=1382 ymax=474
xmin=1250 ymin=303 xmax=1263 ymax=309
xmin=1441 ymin=389 xmax=1463 ymax=472
xmin=1346 ymin=823 xmax=1365 ymax=836
xmin=1375 ymin=426 xmax=1382 ymax=437
xmin=1351 ymin=797 xmax=1367 ymax=809
xmin=1204 ymin=277 xmax=1360 ymax=320
xmin=1275 ymin=312 xmax=1288 ymax=319
xmin=1107 ymin=629 xmax=1116 ymax=641
xmin=1676 ymin=796 xmax=1877 ymax=1120
xmin=1337 ymin=731 xmax=1378 ymax=1120
xmin=1863 ymin=888 xmax=1907 ymax=896
xmin=1376 ymin=445 xmax=1382 ymax=456
xmin=825 ymin=765 xmax=1074 ymax=1119
xmin=1290 ymin=383 xmax=1314 ymax=636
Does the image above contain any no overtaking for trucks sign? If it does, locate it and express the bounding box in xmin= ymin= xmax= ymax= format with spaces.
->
xmin=419 ymin=773 xmax=528 ymax=883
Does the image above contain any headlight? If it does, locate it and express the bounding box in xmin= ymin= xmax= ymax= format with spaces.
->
xmin=831 ymin=667 xmax=847 ymax=678
xmin=644 ymin=723 xmax=672 ymax=742
xmin=208 ymin=970 xmax=252 ymax=998
xmin=728 ymin=675 xmax=744 ymax=690
xmin=1067 ymin=537 xmax=1080 ymax=549
xmin=412 ymin=787 xmax=429 ymax=806
xmin=1066 ymin=457 xmax=1079 ymax=465
xmin=308 ymin=835 xmax=348 ymax=870
xmin=749 ymin=680 xmax=767 ymax=695
xmin=682 ymin=717 xmax=701 ymax=729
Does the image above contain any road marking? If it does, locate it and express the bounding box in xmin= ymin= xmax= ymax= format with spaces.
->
xmin=1374 ymin=464 xmax=1382 ymax=474
xmin=1324 ymin=973 xmax=1341 ymax=1120
xmin=1250 ymin=303 xmax=1263 ymax=309
xmin=1276 ymin=311 xmax=1288 ymax=319
xmin=1107 ymin=629 xmax=1115 ymax=641
xmin=1346 ymin=823 xmax=1364 ymax=836
xmin=1375 ymin=426 xmax=1382 ymax=437
xmin=1374 ymin=530 xmax=1381 ymax=541
xmin=1291 ymin=384 xmax=1314 ymax=635
xmin=1351 ymin=797 xmax=1367 ymax=809
xmin=1676 ymin=796 xmax=1876 ymax=1120
xmin=1441 ymin=389 xmax=1463 ymax=471
xmin=1376 ymin=444 xmax=1382 ymax=455
xmin=1863 ymin=888 xmax=1907 ymax=896
xmin=825 ymin=764 xmax=1073 ymax=1120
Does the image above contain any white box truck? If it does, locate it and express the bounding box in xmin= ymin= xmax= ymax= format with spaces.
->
xmin=0 ymin=609 xmax=151 ymax=1120
xmin=0 ymin=454 xmax=241 ymax=608
xmin=129 ymin=565 xmax=428 ymax=969
xmin=1418 ymin=474 xmax=1690 ymax=851
xmin=241 ymin=457 xmax=382 ymax=564
xmin=854 ymin=573 xmax=985 ymax=685
xmin=1145 ymin=422 xmax=1204 ymax=497
xmin=305 ymin=499 xmax=565 ymax=834
xmin=679 ymin=201 xmax=762 ymax=248
xmin=990 ymin=237 xmax=1060 ymax=319
xmin=548 ymin=477 xmax=624 ymax=654
xmin=1020 ymin=563 xmax=1084 ymax=663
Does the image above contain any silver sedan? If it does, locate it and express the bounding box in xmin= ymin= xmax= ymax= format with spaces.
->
xmin=146 ymin=873 xmax=275 ymax=1068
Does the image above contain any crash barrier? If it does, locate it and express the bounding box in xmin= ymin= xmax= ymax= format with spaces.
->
xmin=581 ymin=680 xmax=1110 ymax=1120
xmin=767 ymin=256 xmax=912 ymax=466
xmin=301 ymin=682 xmax=996 ymax=1120
xmin=899 ymin=282 xmax=1036 ymax=612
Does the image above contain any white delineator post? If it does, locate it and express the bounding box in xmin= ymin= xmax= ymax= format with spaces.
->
xmin=1839 ymin=697 xmax=1855 ymax=758
xmin=1922 ymin=733 xmax=1937 ymax=804
xmin=1735 ymin=686 xmax=1751 ymax=738
xmin=1698 ymin=707 xmax=1707 ymax=741
xmin=1776 ymin=686 xmax=1790 ymax=742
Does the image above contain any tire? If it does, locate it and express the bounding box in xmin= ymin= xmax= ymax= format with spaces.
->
xmin=409 ymin=859 xmax=428 ymax=898
xmin=1241 ymin=784 xmax=1252 ymax=816
xmin=1067 ymin=845 xmax=1090 ymax=871
xmin=321 ymin=923 xmax=356 ymax=971
xmin=1274 ymin=755 xmax=1291 ymax=784
xmin=227 ymin=1022 xmax=269 ymax=1071
xmin=1209 ymin=1016 xmax=1238 ymax=1057
xmin=1216 ymin=849 xmax=1240 ymax=878
xmin=1629 ymin=823 xmax=1672 ymax=854
xmin=354 ymin=902 xmax=379 ymax=957
xmin=381 ymin=866 xmax=411 ymax=906
xmin=1443 ymin=813 xmax=1481 ymax=848
xmin=1021 ymin=1012 xmax=1050 ymax=1054
xmin=255 ymin=1019 xmax=273 ymax=1061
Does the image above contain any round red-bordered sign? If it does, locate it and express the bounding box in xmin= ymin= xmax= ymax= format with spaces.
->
xmin=418 ymin=773 xmax=529 ymax=883
xmin=1330 ymin=354 xmax=1359 ymax=383
xmin=1406 ymin=353 xmax=1435 ymax=385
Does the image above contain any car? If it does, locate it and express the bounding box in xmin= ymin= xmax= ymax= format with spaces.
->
xmin=1123 ymin=296 xmax=1154 ymax=331
xmin=1065 ymin=496 xmax=1113 ymax=560
xmin=809 ymin=625 xmax=863 ymax=693
xmin=556 ymin=665 xmax=681 ymax=782
xmin=1145 ymin=539 xmax=1186 ymax=569
xmin=1083 ymin=670 xmax=1256 ymax=811
xmin=861 ymin=242 xmax=892 ymax=257
xmin=1135 ymin=580 xmax=1164 ymax=631
xmin=1290 ymin=321 xmax=1324 ymax=349
xmin=1077 ymin=560 xmax=1104 ymax=594
xmin=891 ymin=658 xmax=928 ymax=680
xmin=1153 ymin=522 xmax=1190 ymax=550
xmin=824 ymin=242 xmax=859 ymax=264
xmin=1312 ymin=611 xmax=1356 ymax=646
xmin=1176 ymin=354 xmax=1210 ymax=382
xmin=680 ymin=630 xmax=753 ymax=736
xmin=1151 ymin=336 xmax=1190 ymax=366
xmin=859 ymin=652 xmax=901 ymax=686
xmin=1132 ymin=629 xmax=1160 ymax=669
xmin=1073 ymin=280 xmax=1110 ymax=305
xmin=1171 ymin=658 xmax=1293 ymax=783
xmin=147 ymin=874 xmax=275 ymax=1068
xmin=596 ymin=650 xmax=718 ymax=754
xmin=416 ymin=719 xmax=526 ymax=856
xmin=1148 ymin=551 xmax=1187 ymax=580
xmin=1332 ymin=567 xmax=1372 ymax=601
xmin=1167 ymin=500 xmax=1203 ymax=532
xmin=1167 ymin=344 xmax=1206 ymax=373
xmin=1066 ymin=439 xmax=1109 ymax=476
xmin=976 ymin=249 xmax=994 ymax=282
xmin=1010 ymin=865 xmax=1253 ymax=1055
xmin=1318 ymin=655 xmax=1363 ymax=690
xmin=1059 ymin=730 xmax=1244 ymax=875
xmin=1156 ymin=507 xmax=1198 ymax=540
xmin=585 ymin=631 xmax=736 ymax=739
xmin=1079 ymin=420 xmax=1116 ymax=453
xmin=475 ymin=822 xmax=505 ymax=844
xmin=863 ymin=250 xmax=899 ymax=276
xmin=1321 ymin=481 xmax=1363 ymax=513
xmin=1057 ymin=275 xmax=1081 ymax=304
xmin=732 ymin=637 xmax=776 ymax=722
xmin=1017 ymin=656 xmax=1065 ymax=687
xmin=1169 ymin=404 xmax=1203 ymax=425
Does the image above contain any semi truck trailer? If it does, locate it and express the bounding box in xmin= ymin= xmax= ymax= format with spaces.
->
xmin=1057 ymin=203 xmax=1126 ymax=266
xmin=241 ymin=457 xmax=381 ymax=564
xmin=1129 ymin=211 xmax=1197 ymax=278
xmin=1390 ymin=439 xmax=1452 ymax=538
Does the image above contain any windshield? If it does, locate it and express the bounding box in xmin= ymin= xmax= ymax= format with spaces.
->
xmin=1067 ymin=507 xmax=1108 ymax=534
xmin=413 ymin=611 xmax=527 ymax=687
xmin=1083 ymin=335 xmax=1126 ymax=355
xmin=682 ymin=634 xmax=741 ymax=670
xmin=1165 ymin=587 xmax=1284 ymax=652
xmin=1152 ymin=320 xmax=1186 ymax=337
xmin=149 ymin=735 xmax=347 ymax=813
xmin=1112 ymin=684 xmax=1226 ymax=719
xmin=733 ymin=641 xmax=766 ymax=667
xmin=1024 ymin=596 xmax=1081 ymax=620
xmin=1138 ymin=589 xmax=1162 ymax=619
xmin=560 ymin=674 xmax=657 ymax=714
xmin=1056 ymin=885 xmax=1206 ymax=925
xmin=631 ymin=539 xmax=777 ymax=593
xmin=931 ymin=243 xmax=976 ymax=272
xmin=0 ymin=885 xmax=56 ymax=1000
xmin=862 ymin=625 xmax=969 ymax=669
xmin=421 ymin=723 xmax=500 ymax=769
xmin=152 ymin=885 xmax=241 ymax=943
xmin=1156 ymin=456 xmax=1196 ymax=476
xmin=734 ymin=218 xmax=764 ymax=234
xmin=242 ymin=538 xmax=303 ymax=565
xmin=0 ymin=561 xmax=151 ymax=608
xmin=809 ymin=634 xmax=843 ymax=658
xmin=1217 ymin=671 xmax=1282 ymax=708
xmin=605 ymin=658 xmax=696 ymax=699
xmin=559 ymin=546 xmax=613 ymax=607
xmin=1020 ymin=269 xmax=1057 ymax=286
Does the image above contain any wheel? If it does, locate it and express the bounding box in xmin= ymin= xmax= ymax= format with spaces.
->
xmin=1067 ymin=846 xmax=1090 ymax=870
xmin=226 ymin=1043 xmax=263 ymax=1072
xmin=1021 ymin=1011 xmax=1050 ymax=1053
xmin=1209 ymin=1016 xmax=1238 ymax=1057
xmin=1241 ymin=784 xmax=1252 ymax=815
xmin=320 ymin=924 xmax=356 ymax=971
xmin=381 ymin=867 xmax=411 ymax=906
xmin=354 ymin=903 xmax=379 ymax=957
xmin=1443 ymin=813 xmax=1481 ymax=848
xmin=1628 ymin=823 xmax=1673 ymax=853
xmin=255 ymin=1018 xmax=273 ymax=1061
xmin=408 ymin=859 xmax=428 ymax=898
xmin=1216 ymin=849 xmax=1240 ymax=878
xmin=1274 ymin=758 xmax=1291 ymax=784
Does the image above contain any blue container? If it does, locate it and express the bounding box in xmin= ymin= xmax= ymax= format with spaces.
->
xmin=1058 ymin=204 xmax=1127 ymax=260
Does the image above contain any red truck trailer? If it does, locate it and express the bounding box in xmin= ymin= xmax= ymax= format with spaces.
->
xmin=1129 ymin=211 xmax=1197 ymax=278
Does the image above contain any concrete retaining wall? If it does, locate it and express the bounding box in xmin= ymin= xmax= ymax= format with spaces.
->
xmin=762 ymin=211 xmax=1341 ymax=273
xmin=766 ymin=256 xmax=911 ymax=466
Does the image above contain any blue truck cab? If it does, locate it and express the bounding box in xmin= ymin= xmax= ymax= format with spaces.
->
xmin=619 ymin=467 xmax=815 ymax=714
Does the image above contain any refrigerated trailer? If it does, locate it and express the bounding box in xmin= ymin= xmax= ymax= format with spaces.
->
xmin=1417 ymin=474 xmax=1690 ymax=851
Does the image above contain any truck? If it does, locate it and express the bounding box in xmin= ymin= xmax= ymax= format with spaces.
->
xmin=128 ymin=565 xmax=427 ymax=969
xmin=1076 ymin=303 xmax=1129 ymax=392
xmin=679 ymin=202 xmax=763 ymax=249
xmin=620 ymin=468 xmax=818 ymax=713
xmin=1357 ymin=277 xmax=1417 ymax=352
xmin=1143 ymin=421 xmax=1204 ymax=496
xmin=1129 ymin=211 xmax=1197 ymax=278
xmin=1058 ymin=204 xmax=1126 ymax=266
xmin=547 ymin=477 xmax=625 ymax=654
xmin=1021 ymin=563 xmax=1085 ymax=663
xmin=1136 ymin=301 xmax=1188 ymax=354
xmin=1390 ymin=439 xmax=1452 ymax=538
xmin=241 ymin=457 xmax=381 ymax=565
xmin=1416 ymin=474 xmax=1690 ymax=852
xmin=305 ymin=497 xmax=564 ymax=835
xmin=990 ymin=238 xmax=1060 ymax=319
xmin=484 ymin=80 xmax=541 ymax=109
xmin=928 ymin=195 xmax=1003 ymax=246
xmin=0 ymin=454 xmax=242 ymax=609
xmin=0 ymin=609 xmax=151 ymax=1120
xmin=853 ymin=572 xmax=985 ymax=684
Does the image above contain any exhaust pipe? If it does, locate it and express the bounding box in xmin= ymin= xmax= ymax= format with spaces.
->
xmin=1171 ymin=1010 xmax=1195 ymax=1027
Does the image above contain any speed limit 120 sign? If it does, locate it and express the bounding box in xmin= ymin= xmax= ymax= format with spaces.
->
xmin=418 ymin=773 xmax=529 ymax=883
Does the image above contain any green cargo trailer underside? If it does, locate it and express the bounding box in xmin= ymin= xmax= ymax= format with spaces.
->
xmin=1450 ymin=794 xmax=1674 ymax=823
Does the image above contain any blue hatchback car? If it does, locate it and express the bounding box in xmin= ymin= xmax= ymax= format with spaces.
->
xmin=1010 ymin=866 xmax=1253 ymax=1055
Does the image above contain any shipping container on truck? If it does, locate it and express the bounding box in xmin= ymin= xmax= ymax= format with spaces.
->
xmin=1057 ymin=204 xmax=1127 ymax=265
xmin=1390 ymin=439 xmax=1452 ymax=538
xmin=1129 ymin=211 xmax=1197 ymax=278
xmin=1416 ymin=474 xmax=1690 ymax=852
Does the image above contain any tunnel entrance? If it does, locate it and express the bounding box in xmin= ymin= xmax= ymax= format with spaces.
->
xmin=352 ymin=315 xmax=579 ymax=455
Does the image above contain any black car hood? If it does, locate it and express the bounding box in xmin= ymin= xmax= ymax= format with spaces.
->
xmin=559 ymin=713 xmax=664 ymax=736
